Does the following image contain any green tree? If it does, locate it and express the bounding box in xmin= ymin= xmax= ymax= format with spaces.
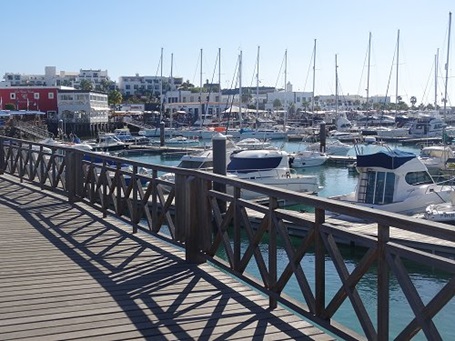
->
xmin=273 ymin=98 xmax=282 ymax=109
xmin=4 ymin=103 xmax=15 ymax=110
xmin=179 ymin=80 xmax=194 ymax=91
xmin=410 ymin=96 xmax=417 ymax=108
xmin=100 ymin=79 xmax=116 ymax=93
xmin=79 ymin=79 xmax=93 ymax=91
xmin=108 ymin=90 xmax=123 ymax=107
xmin=241 ymin=89 xmax=252 ymax=104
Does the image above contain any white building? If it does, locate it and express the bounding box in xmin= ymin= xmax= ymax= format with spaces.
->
xmin=265 ymin=90 xmax=314 ymax=111
xmin=164 ymin=90 xmax=228 ymax=118
xmin=57 ymin=90 xmax=109 ymax=124
xmin=2 ymin=66 xmax=111 ymax=90
xmin=118 ymin=74 xmax=183 ymax=97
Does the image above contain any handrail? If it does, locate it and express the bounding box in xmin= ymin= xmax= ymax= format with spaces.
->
xmin=1 ymin=135 xmax=454 ymax=341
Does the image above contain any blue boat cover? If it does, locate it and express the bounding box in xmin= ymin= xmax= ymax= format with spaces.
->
xmin=356 ymin=149 xmax=415 ymax=169
xmin=227 ymin=156 xmax=282 ymax=173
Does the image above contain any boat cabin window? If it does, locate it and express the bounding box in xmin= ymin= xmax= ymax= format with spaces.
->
xmin=227 ymin=156 xmax=282 ymax=173
xmin=178 ymin=160 xmax=213 ymax=169
xmin=405 ymin=171 xmax=433 ymax=186
xmin=363 ymin=171 xmax=395 ymax=205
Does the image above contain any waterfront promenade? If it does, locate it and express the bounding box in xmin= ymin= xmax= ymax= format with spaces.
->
xmin=1 ymin=136 xmax=454 ymax=340
xmin=0 ymin=175 xmax=333 ymax=340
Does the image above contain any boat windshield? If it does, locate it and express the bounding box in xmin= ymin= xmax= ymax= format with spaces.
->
xmin=227 ymin=156 xmax=282 ymax=173
xmin=405 ymin=171 xmax=434 ymax=186
xmin=178 ymin=160 xmax=213 ymax=169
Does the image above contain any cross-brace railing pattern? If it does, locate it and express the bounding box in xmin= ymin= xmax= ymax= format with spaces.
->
xmin=1 ymin=136 xmax=454 ymax=341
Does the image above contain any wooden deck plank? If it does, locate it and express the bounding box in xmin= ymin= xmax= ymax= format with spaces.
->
xmin=0 ymin=175 xmax=333 ymax=341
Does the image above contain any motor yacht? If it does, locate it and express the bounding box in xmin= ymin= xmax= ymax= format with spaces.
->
xmin=330 ymin=148 xmax=455 ymax=217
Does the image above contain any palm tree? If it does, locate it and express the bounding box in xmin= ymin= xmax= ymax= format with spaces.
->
xmin=79 ymin=79 xmax=93 ymax=91
xmin=108 ymin=90 xmax=123 ymax=107
xmin=273 ymin=99 xmax=282 ymax=109
xmin=410 ymin=96 xmax=417 ymax=109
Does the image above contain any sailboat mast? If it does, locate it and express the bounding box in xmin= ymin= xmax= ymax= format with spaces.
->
xmin=239 ymin=50 xmax=242 ymax=128
xmin=256 ymin=46 xmax=260 ymax=128
xmin=395 ymin=29 xmax=400 ymax=115
xmin=435 ymin=48 xmax=439 ymax=108
xmin=335 ymin=54 xmax=339 ymax=115
xmin=443 ymin=12 xmax=452 ymax=118
xmin=366 ymin=32 xmax=371 ymax=111
xmin=284 ymin=49 xmax=288 ymax=129
xmin=170 ymin=52 xmax=173 ymax=135
xmin=160 ymin=47 xmax=163 ymax=123
xmin=218 ymin=47 xmax=221 ymax=123
xmin=312 ymin=39 xmax=317 ymax=113
xmin=199 ymin=48 xmax=203 ymax=128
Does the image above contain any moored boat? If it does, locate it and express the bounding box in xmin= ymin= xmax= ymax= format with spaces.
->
xmin=289 ymin=150 xmax=328 ymax=168
xmin=330 ymin=148 xmax=455 ymax=217
xmin=227 ymin=149 xmax=322 ymax=199
xmin=424 ymin=192 xmax=455 ymax=223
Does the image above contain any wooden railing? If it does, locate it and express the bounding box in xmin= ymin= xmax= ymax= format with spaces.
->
xmin=1 ymin=136 xmax=454 ymax=341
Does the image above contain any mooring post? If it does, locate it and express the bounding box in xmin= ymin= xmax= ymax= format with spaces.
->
xmin=319 ymin=121 xmax=326 ymax=153
xmin=212 ymin=133 xmax=227 ymax=213
xmin=160 ymin=121 xmax=165 ymax=147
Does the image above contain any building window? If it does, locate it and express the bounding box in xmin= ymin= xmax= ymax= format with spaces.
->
xmin=34 ymin=93 xmax=40 ymax=99
xmin=48 ymin=92 xmax=54 ymax=99
xmin=10 ymin=93 xmax=16 ymax=100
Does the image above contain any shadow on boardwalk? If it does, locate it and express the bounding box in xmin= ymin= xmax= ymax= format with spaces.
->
xmin=0 ymin=175 xmax=331 ymax=340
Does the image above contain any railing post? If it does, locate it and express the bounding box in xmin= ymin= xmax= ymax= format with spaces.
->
xmin=19 ymin=140 xmax=23 ymax=183
xmin=174 ymin=174 xmax=186 ymax=241
xmin=377 ymin=223 xmax=390 ymax=340
xmin=182 ymin=175 xmax=210 ymax=264
xmin=66 ymin=150 xmax=76 ymax=202
xmin=315 ymin=207 xmax=326 ymax=317
xmin=269 ymin=196 xmax=278 ymax=309
xmin=66 ymin=150 xmax=83 ymax=203
xmin=132 ymin=165 xmax=138 ymax=233
xmin=115 ymin=161 xmax=122 ymax=215
xmin=0 ymin=138 xmax=4 ymax=175
xmin=233 ymin=186 xmax=241 ymax=272
xmin=151 ymin=169 xmax=158 ymax=233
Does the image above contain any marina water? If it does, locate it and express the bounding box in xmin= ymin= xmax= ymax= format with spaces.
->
xmin=126 ymin=140 xmax=454 ymax=340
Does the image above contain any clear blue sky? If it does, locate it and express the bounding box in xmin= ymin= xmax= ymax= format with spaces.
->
xmin=1 ymin=1 xmax=454 ymax=105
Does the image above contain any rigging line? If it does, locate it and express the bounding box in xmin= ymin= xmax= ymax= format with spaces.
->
xmin=191 ymin=51 xmax=201 ymax=85
xmin=357 ymin=38 xmax=370 ymax=96
xmin=302 ymin=47 xmax=314 ymax=93
xmin=224 ymin=55 xmax=240 ymax=131
xmin=274 ymin=53 xmax=286 ymax=89
xmin=155 ymin=52 xmax=161 ymax=77
xmin=383 ymin=40 xmax=397 ymax=106
xmin=421 ymin=56 xmax=436 ymax=105
xmin=205 ymin=50 xmax=220 ymax=102
xmin=201 ymin=49 xmax=221 ymax=125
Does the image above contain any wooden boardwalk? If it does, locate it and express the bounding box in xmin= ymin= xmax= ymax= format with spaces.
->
xmin=0 ymin=175 xmax=333 ymax=341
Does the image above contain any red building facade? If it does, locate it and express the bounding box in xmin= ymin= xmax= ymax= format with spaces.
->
xmin=0 ymin=87 xmax=58 ymax=114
